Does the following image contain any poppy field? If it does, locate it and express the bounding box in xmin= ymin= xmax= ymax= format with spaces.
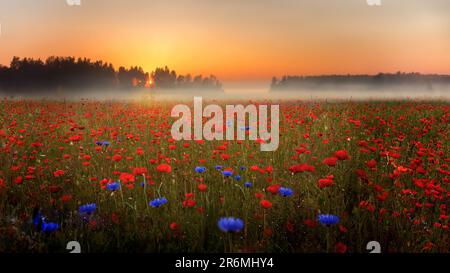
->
xmin=0 ymin=98 xmax=449 ymax=253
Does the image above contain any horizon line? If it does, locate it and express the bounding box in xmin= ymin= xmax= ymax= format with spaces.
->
xmin=2 ymin=55 xmax=450 ymax=83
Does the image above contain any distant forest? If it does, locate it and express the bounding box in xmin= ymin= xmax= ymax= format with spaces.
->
xmin=271 ymin=73 xmax=450 ymax=91
xmin=0 ymin=56 xmax=222 ymax=93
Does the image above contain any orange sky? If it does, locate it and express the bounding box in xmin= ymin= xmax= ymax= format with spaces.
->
xmin=0 ymin=0 xmax=449 ymax=82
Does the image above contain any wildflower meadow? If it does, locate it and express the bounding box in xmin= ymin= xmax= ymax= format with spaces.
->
xmin=0 ymin=98 xmax=448 ymax=253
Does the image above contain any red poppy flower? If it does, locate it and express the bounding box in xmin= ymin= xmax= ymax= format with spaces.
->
xmin=53 ymin=169 xmax=65 ymax=177
xmin=119 ymin=172 xmax=135 ymax=183
xmin=366 ymin=159 xmax=377 ymax=169
xmin=304 ymin=219 xmax=317 ymax=228
xmin=89 ymin=220 xmax=97 ymax=230
xmin=197 ymin=184 xmax=208 ymax=192
xmin=335 ymin=242 xmax=347 ymax=253
xmin=61 ymin=194 xmax=72 ymax=203
xmin=156 ymin=163 xmax=171 ymax=173
xmin=267 ymin=184 xmax=281 ymax=195
xmin=286 ymin=221 xmax=295 ymax=233
xmin=217 ymin=145 xmax=227 ymax=150
xmin=182 ymin=199 xmax=196 ymax=208
xmin=255 ymin=192 xmax=263 ymax=199
xmin=14 ymin=176 xmax=23 ymax=185
xmin=112 ymin=154 xmax=122 ymax=162
xmin=376 ymin=191 xmax=389 ymax=202
xmin=185 ymin=192 xmax=194 ymax=198
xmin=263 ymin=227 xmax=273 ymax=237
xmin=334 ymin=150 xmax=350 ymax=160
xmin=196 ymin=206 xmax=205 ymax=214
xmin=323 ymin=157 xmax=338 ymax=166
xmin=260 ymin=199 xmax=273 ymax=209
xmin=422 ymin=241 xmax=435 ymax=251
xmin=289 ymin=163 xmax=315 ymax=173
xmin=132 ymin=167 xmax=147 ymax=176
xmin=318 ymin=175 xmax=335 ymax=188
xmin=169 ymin=222 xmax=178 ymax=231
xmin=111 ymin=212 xmax=120 ymax=224
xmin=339 ymin=225 xmax=348 ymax=233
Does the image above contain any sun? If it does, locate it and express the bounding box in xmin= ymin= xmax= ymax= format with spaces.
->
xmin=145 ymin=78 xmax=154 ymax=88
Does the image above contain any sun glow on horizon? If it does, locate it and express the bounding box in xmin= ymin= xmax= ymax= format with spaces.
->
xmin=0 ymin=0 xmax=449 ymax=82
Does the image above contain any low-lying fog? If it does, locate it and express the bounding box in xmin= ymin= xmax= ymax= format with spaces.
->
xmin=1 ymin=82 xmax=450 ymax=102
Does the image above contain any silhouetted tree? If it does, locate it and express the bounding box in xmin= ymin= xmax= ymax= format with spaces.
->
xmin=271 ymin=77 xmax=278 ymax=88
xmin=151 ymin=66 xmax=221 ymax=90
xmin=118 ymin=66 xmax=147 ymax=89
xmin=0 ymin=56 xmax=223 ymax=93
xmin=270 ymin=72 xmax=450 ymax=91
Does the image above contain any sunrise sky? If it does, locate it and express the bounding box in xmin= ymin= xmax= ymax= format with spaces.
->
xmin=0 ymin=0 xmax=449 ymax=82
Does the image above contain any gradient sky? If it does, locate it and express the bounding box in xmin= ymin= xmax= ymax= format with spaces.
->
xmin=0 ymin=0 xmax=449 ymax=81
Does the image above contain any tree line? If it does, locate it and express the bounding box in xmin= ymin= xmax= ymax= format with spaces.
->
xmin=271 ymin=72 xmax=450 ymax=91
xmin=0 ymin=56 xmax=222 ymax=92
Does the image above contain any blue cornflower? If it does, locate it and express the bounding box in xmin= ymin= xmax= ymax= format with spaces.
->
xmin=141 ymin=181 xmax=145 ymax=187
xmin=240 ymin=166 xmax=246 ymax=171
xmin=279 ymin=187 xmax=294 ymax=197
xmin=149 ymin=197 xmax=168 ymax=208
xmin=41 ymin=221 xmax=59 ymax=233
xmin=33 ymin=213 xmax=43 ymax=227
xmin=106 ymin=181 xmax=120 ymax=191
xmin=239 ymin=126 xmax=252 ymax=131
xmin=32 ymin=211 xmax=58 ymax=233
xmin=317 ymin=214 xmax=340 ymax=226
xmin=222 ymin=170 xmax=233 ymax=177
xmin=244 ymin=182 xmax=253 ymax=188
xmin=234 ymin=175 xmax=241 ymax=181
xmin=95 ymin=141 xmax=110 ymax=146
xmin=195 ymin=166 xmax=207 ymax=174
xmin=215 ymin=165 xmax=223 ymax=170
xmin=217 ymin=217 xmax=244 ymax=233
xmin=79 ymin=203 xmax=97 ymax=214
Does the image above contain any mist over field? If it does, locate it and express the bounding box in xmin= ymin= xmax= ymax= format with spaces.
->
xmin=1 ymin=85 xmax=449 ymax=102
